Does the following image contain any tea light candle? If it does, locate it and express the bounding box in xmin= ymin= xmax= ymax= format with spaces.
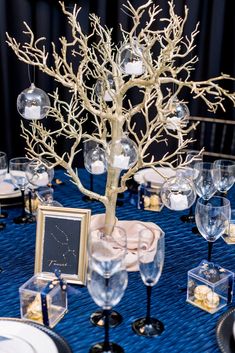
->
xmin=170 ymin=193 xmax=188 ymax=210
xmin=124 ymin=60 xmax=143 ymax=75
xmin=113 ymin=155 xmax=130 ymax=169
xmin=143 ymin=196 xmax=150 ymax=208
xmin=24 ymin=105 xmax=41 ymax=120
xmin=204 ymin=291 xmax=220 ymax=309
xmin=229 ymin=223 xmax=235 ymax=240
xmin=91 ymin=160 xmax=105 ymax=174
xmin=150 ymin=194 xmax=160 ymax=207
xmin=194 ymin=285 xmax=212 ymax=301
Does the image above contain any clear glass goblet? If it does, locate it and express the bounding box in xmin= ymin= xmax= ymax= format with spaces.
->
xmin=195 ymin=196 xmax=231 ymax=262
xmin=132 ymin=227 xmax=165 ymax=337
xmin=0 ymin=152 xmax=8 ymax=229
xmin=194 ymin=162 xmax=217 ymax=200
xmin=88 ymin=224 xmax=127 ymax=328
xmin=87 ymin=265 xmax=128 ymax=353
xmin=191 ymin=162 xmax=218 ymax=234
xmin=213 ymin=159 xmax=235 ymax=195
xmin=9 ymin=157 xmax=30 ymax=224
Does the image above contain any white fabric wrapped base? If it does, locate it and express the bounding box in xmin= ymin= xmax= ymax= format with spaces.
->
xmin=90 ymin=214 xmax=163 ymax=272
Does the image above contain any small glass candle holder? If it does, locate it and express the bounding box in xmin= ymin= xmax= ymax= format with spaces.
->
xmin=107 ymin=136 xmax=138 ymax=170
xmin=187 ymin=260 xmax=234 ymax=314
xmin=19 ymin=273 xmax=67 ymax=327
xmin=138 ymin=183 xmax=163 ymax=212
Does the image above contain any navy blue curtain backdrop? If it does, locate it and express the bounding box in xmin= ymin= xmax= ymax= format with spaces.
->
xmin=0 ymin=0 xmax=235 ymax=161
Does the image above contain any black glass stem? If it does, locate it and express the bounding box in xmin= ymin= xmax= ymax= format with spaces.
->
xmin=103 ymin=309 xmax=111 ymax=352
xmin=13 ymin=188 xmax=29 ymax=224
xmin=0 ymin=204 xmax=7 ymax=230
xmin=180 ymin=206 xmax=195 ymax=223
xmin=26 ymin=190 xmax=36 ymax=223
xmin=132 ymin=284 xmax=164 ymax=337
xmin=208 ymin=242 xmax=213 ymax=262
xmin=146 ymin=286 xmax=152 ymax=324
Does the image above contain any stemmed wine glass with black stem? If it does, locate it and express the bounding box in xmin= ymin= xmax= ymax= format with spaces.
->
xmin=195 ymin=196 xmax=231 ymax=262
xmin=0 ymin=152 xmax=8 ymax=229
xmin=191 ymin=162 xmax=217 ymax=234
xmin=132 ymin=227 xmax=165 ymax=337
xmin=87 ymin=262 xmax=128 ymax=353
xmin=88 ymin=223 xmax=127 ymax=328
xmin=213 ymin=159 xmax=235 ymax=196
xmin=9 ymin=157 xmax=30 ymax=224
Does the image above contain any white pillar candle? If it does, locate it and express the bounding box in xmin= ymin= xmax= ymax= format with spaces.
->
xmin=170 ymin=193 xmax=188 ymax=210
xmin=24 ymin=106 xmax=41 ymax=120
xmin=91 ymin=160 xmax=105 ymax=174
xmin=124 ymin=60 xmax=143 ymax=75
xmin=113 ymin=155 xmax=130 ymax=169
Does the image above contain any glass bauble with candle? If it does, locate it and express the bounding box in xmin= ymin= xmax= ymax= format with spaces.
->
xmin=107 ymin=136 xmax=138 ymax=170
xmin=17 ymin=83 xmax=50 ymax=120
xmin=84 ymin=141 xmax=107 ymax=175
xmin=26 ymin=159 xmax=54 ymax=188
xmin=166 ymin=99 xmax=190 ymax=130
xmin=95 ymin=74 xmax=115 ymax=102
xmin=119 ymin=39 xmax=145 ymax=76
xmin=161 ymin=172 xmax=196 ymax=211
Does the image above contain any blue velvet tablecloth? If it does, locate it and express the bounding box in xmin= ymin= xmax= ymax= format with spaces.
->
xmin=0 ymin=168 xmax=235 ymax=353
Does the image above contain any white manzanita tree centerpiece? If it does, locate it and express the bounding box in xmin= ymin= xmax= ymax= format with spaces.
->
xmin=6 ymin=1 xmax=235 ymax=234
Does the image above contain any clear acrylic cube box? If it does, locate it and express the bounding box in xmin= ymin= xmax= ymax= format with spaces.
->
xmin=138 ymin=183 xmax=163 ymax=212
xmin=187 ymin=260 xmax=234 ymax=314
xmin=19 ymin=273 xmax=67 ymax=327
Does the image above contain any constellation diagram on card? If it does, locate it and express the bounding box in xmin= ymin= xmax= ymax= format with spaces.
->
xmin=42 ymin=216 xmax=81 ymax=275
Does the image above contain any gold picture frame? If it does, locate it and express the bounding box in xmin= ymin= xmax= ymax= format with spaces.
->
xmin=35 ymin=205 xmax=91 ymax=285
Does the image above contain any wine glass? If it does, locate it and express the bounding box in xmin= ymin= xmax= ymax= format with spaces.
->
xmin=87 ymin=265 xmax=128 ymax=353
xmin=180 ymin=150 xmax=203 ymax=223
xmin=194 ymin=162 xmax=217 ymax=201
xmin=132 ymin=227 xmax=165 ymax=337
xmin=212 ymin=159 xmax=235 ymax=195
xmin=88 ymin=224 xmax=127 ymax=328
xmin=0 ymin=152 xmax=8 ymax=229
xmin=191 ymin=162 xmax=217 ymax=234
xmin=9 ymin=157 xmax=30 ymax=224
xmin=195 ymin=196 xmax=231 ymax=262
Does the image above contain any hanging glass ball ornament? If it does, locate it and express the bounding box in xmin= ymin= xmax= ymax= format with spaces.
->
xmin=160 ymin=173 xmax=196 ymax=211
xmin=166 ymin=99 xmax=190 ymax=131
xmin=26 ymin=159 xmax=54 ymax=188
xmin=119 ymin=39 xmax=145 ymax=76
xmin=108 ymin=136 xmax=138 ymax=170
xmin=95 ymin=75 xmax=115 ymax=102
xmin=17 ymin=83 xmax=50 ymax=120
xmin=84 ymin=142 xmax=107 ymax=175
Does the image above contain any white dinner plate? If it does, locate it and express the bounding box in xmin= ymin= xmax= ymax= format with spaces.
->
xmin=134 ymin=167 xmax=176 ymax=186
xmin=0 ymin=174 xmax=21 ymax=199
xmin=0 ymin=321 xmax=58 ymax=353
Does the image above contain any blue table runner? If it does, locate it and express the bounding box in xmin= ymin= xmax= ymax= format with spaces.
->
xmin=0 ymin=168 xmax=234 ymax=353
